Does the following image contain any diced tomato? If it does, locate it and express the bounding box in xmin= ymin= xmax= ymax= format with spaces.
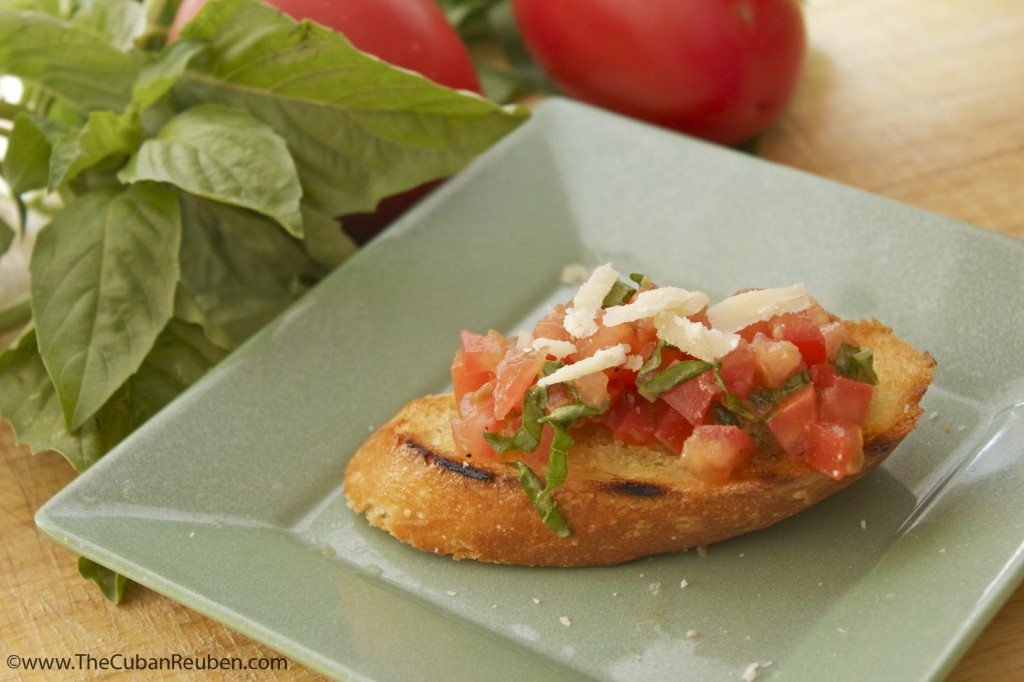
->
xmin=807 ymin=422 xmax=864 ymax=480
xmin=820 ymin=321 xmax=857 ymax=361
xmin=460 ymin=329 xmax=507 ymax=375
xmin=659 ymin=369 xmax=722 ymax=426
xmin=574 ymin=370 xmax=610 ymax=408
xmin=451 ymin=349 xmax=491 ymax=402
xmin=737 ymin=319 xmax=773 ymax=343
xmin=750 ymin=333 xmax=805 ymax=388
xmin=493 ymin=349 xmax=546 ymax=420
xmin=605 ymin=366 xmax=639 ymax=404
xmin=653 ymin=401 xmax=694 ymax=455
xmin=531 ymin=305 xmax=571 ymax=343
xmin=718 ymin=347 xmax=756 ymax=397
xmin=631 ymin=316 xmax=659 ymax=355
xmin=680 ymin=425 xmax=756 ymax=484
xmin=602 ymin=394 xmax=658 ymax=447
xmin=818 ymin=375 xmax=874 ymax=425
xmin=772 ymin=313 xmax=827 ymax=366
xmin=571 ymin=315 xmax=637 ymax=360
xmin=766 ymin=384 xmax=818 ymax=458
xmin=451 ymin=390 xmax=500 ymax=459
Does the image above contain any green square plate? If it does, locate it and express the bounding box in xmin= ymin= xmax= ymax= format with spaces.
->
xmin=37 ymin=98 xmax=1024 ymax=681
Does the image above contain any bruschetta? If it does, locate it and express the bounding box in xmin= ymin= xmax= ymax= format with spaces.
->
xmin=344 ymin=264 xmax=935 ymax=566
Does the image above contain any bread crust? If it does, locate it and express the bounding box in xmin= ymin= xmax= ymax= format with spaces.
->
xmin=344 ymin=319 xmax=935 ymax=566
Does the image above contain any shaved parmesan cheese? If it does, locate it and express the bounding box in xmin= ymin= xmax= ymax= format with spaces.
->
xmin=706 ymin=283 xmax=811 ymax=333
xmin=532 ymin=337 xmax=577 ymax=359
xmin=653 ymin=312 xmax=740 ymax=362
xmin=563 ymin=263 xmax=620 ymax=338
xmin=602 ymin=287 xmax=709 ymax=327
xmin=537 ymin=344 xmax=629 ymax=386
xmin=515 ymin=330 xmax=534 ymax=350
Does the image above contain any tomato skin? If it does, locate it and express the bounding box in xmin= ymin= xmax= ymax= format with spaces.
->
xmin=766 ymin=383 xmax=817 ymax=457
xmin=681 ymin=425 xmax=756 ymax=484
xmin=659 ymin=369 xmax=722 ymax=426
xmin=511 ymin=0 xmax=806 ymax=145
xmin=169 ymin=0 xmax=479 ymax=92
xmin=807 ymin=422 xmax=864 ymax=480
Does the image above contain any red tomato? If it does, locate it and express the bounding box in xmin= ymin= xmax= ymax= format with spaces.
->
xmin=772 ymin=313 xmax=827 ymax=366
xmin=659 ymin=369 xmax=722 ymax=426
xmin=169 ymin=0 xmax=479 ymax=92
xmin=460 ymin=330 xmax=506 ymax=376
xmin=681 ymin=425 xmax=755 ymax=484
xmin=750 ymin=333 xmax=804 ymax=388
xmin=493 ymin=349 xmax=545 ymax=420
xmin=511 ymin=0 xmax=806 ymax=145
xmin=818 ymin=374 xmax=874 ymax=425
xmin=718 ymin=347 xmax=756 ymax=397
xmin=766 ymin=383 xmax=817 ymax=457
xmin=807 ymin=422 xmax=864 ymax=480
xmin=450 ymin=349 xmax=490 ymax=402
xmin=602 ymin=395 xmax=658 ymax=447
xmin=451 ymin=392 xmax=500 ymax=458
xmin=653 ymin=401 xmax=694 ymax=455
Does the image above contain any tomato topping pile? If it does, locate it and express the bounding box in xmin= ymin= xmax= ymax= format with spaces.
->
xmin=451 ymin=266 xmax=878 ymax=497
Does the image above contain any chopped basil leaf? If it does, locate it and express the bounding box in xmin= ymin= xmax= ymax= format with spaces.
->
xmin=602 ymin=280 xmax=637 ymax=308
xmin=637 ymin=360 xmax=716 ymax=402
xmin=542 ymin=359 xmax=563 ymax=376
xmin=711 ymin=404 xmax=774 ymax=449
xmin=483 ymin=384 xmax=546 ymax=453
xmin=638 ymin=340 xmax=666 ymax=376
xmin=508 ymin=461 xmax=573 ymax=538
xmin=541 ymin=402 xmax=604 ymax=425
xmin=750 ymin=370 xmax=811 ymax=410
xmin=544 ymin=422 xmax=571 ymax=491
xmin=629 ymin=273 xmax=653 ymax=287
xmin=835 ymin=343 xmax=878 ymax=385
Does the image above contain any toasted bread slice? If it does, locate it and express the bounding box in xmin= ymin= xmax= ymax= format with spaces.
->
xmin=344 ymin=319 xmax=934 ymax=566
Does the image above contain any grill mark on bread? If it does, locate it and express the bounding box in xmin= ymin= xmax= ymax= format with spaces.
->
xmin=403 ymin=437 xmax=494 ymax=481
xmin=605 ymin=481 xmax=667 ymax=497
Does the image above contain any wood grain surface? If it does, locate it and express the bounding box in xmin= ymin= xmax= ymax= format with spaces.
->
xmin=2 ymin=0 xmax=1022 ymax=679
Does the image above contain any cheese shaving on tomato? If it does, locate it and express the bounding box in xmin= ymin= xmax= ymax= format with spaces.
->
xmin=531 ymin=337 xmax=577 ymax=359
xmin=537 ymin=344 xmax=629 ymax=387
xmin=653 ymin=312 xmax=740 ymax=362
xmin=563 ymin=263 xmax=619 ymax=339
xmin=602 ymin=287 xmax=709 ymax=327
xmin=706 ymin=284 xmax=811 ymax=333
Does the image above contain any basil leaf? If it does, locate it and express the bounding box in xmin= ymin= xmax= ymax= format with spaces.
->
xmin=0 ymin=8 xmax=142 ymax=114
xmin=30 ymin=183 xmax=181 ymax=430
xmin=70 ymin=0 xmax=146 ymax=52
xmin=629 ymin=273 xmax=653 ymax=287
xmin=176 ymin=194 xmax=322 ymax=346
xmin=601 ymin=280 xmax=636 ymax=308
xmin=637 ymin=360 xmax=715 ymax=402
xmin=173 ymin=0 xmax=528 ymax=217
xmin=540 ymin=402 xmax=603 ymax=425
xmin=131 ymin=39 xmax=205 ymax=112
xmin=119 ymin=103 xmax=304 ymax=237
xmin=0 ymin=329 xmax=105 ymax=472
xmin=2 ymin=113 xmax=53 ymax=194
xmin=484 ymin=384 xmax=547 ymax=453
xmin=49 ymin=108 xmax=141 ymax=189
xmin=77 ymin=557 xmax=128 ymax=604
xmin=543 ymin=421 xmax=571 ymax=491
xmin=835 ymin=343 xmax=879 ymax=385
xmin=638 ymin=339 xmax=666 ymax=376
xmin=508 ymin=461 xmax=573 ymax=539
xmin=750 ymin=370 xmax=811 ymax=410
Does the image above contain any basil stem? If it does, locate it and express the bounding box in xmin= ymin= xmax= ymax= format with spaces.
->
xmin=637 ymin=360 xmax=715 ymax=401
xmin=508 ymin=461 xmax=573 ymax=538
xmin=835 ymin=343 xmax=878 ymax=385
